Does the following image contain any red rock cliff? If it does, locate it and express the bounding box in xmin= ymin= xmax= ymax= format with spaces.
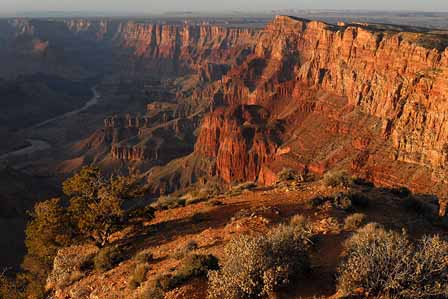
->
xmin=65 ymin=19 xmax=258 ymax=77
xmin=195 ymin=105 xmax=282 ymax=183
xmin=193 ymin=16 xmax=448 ymax=193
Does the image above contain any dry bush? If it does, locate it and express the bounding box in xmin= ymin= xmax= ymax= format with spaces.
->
xmin=46 ymin=245 xmax=98 ymax=290
xmin=183 ymin=189 xmax=210 ymax=205
xmin=208 ymin=221 xmax=312 ymax=299
xmin=310 ymin=192 xmax=369 ymax=211
xmin=289 ymin=214 xmax=307 ymax=228
xmin=337 ymin=223 xmax=448 ymax=298
xmin=331 ymin=193 xmax=355 ymax=211
xmin=176 ymin=254 xmax=219 ymax=281
xmin=135 ymin=250 xmax=154 ymax=264
xmin=185 ymin=196 xmax=206 ymax=205
xmin=129 ymin=264 xmax=149 ymax=290
xmin=0 ymin=271 xmax=22 ymax=299
xmin=154 ymin=254 xmax=219 ymax=293
xmin=93 ymin=246 xmax=123 ymax=272
xmin=323 ymin=170 xmax=353 ymax=187
xmin=232 ymin=182 xmax=257 ymax=192
xmin=277 ymin=168 xmax=300 ymax=181
xmin=399 ymin=236 xmax=448 ymax=298
xmin=173 ymin=240 xmax=198 ymax=259
xmin=344 ymin=213 xmax=367 ymax=230
xmin=206 ymin=199 xmax=225 ymax=207
xmin=138 ymin=280 xmax=164 ymax=299
xmin=151 ymin=196 xmax=185 ymax=210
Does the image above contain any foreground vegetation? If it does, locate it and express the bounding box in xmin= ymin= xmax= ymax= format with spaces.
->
xmin=338 ymin=223 xmax=448 ymax=298
xmin=2 ymin=168 xmax=448 ymax=299
xmin=208 ymin=216 xmax=312 ymax=299
xmin=1 ymin=166 xmax=152 ymax=299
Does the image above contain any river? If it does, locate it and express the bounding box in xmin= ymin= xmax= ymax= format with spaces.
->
xmin=0 ymin=87 xmax=101 ymax=161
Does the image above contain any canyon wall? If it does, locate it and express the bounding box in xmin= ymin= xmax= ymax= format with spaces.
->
xmin=8 ymin=16 xmax=448 ymax=195
xmin=1 ymin=19 xmax=258 ymax=79
xmin=65 ymin=19 xmax=258 ymax=77
xmin=192 ymin=16 xmax=448 ymax=194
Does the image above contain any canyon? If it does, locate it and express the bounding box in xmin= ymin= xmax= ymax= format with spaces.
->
xmin=1 ymin=13 xmax=448 ymax=276
xmin=1 ymin=11 xmax=448 ymax=299
xmin=3 ymin=15 xmax=448 ymax=196
xmin=143 ymin=16 xmax=448 ymax=199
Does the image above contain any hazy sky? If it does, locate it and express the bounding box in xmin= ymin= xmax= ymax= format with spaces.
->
xmin=2 ymin=0 xmax=448 ymax=14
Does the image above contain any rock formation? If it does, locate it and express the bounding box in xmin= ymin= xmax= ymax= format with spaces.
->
xmin=0 ymin=19 xmax=258 ymax=80
xmin=195 ymin=105 xmax=282 ymax=183
xmin=7 ymin=16 xmax=448 ymax=196
xmin=190 ymin=16 xmax=448 ymax=195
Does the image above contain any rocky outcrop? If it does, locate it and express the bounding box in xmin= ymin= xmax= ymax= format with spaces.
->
xmin=195 ymin=105 xmax=282 ymax=183
xmin=105 ymin=114 xmax=199 ymax=162
xmin=90 ymin=98 xmax=205 ymax=165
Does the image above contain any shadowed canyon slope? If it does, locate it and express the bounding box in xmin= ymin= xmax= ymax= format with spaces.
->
xmin=0 ymin=18 xmax=257 ymax=79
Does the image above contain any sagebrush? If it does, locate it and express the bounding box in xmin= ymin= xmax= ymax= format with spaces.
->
xmin=208 ymin=219 xmax=312 ymax=298
xmin=337 ymin=223 xmax=448 ymax=298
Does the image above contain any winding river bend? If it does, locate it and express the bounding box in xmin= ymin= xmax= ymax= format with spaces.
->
xmin=0 ymin=87 xmax=101 ymax=161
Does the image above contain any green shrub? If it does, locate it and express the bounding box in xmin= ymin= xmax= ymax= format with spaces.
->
xmin=323 ymin=170 xmax=353 ymax=187
xmin=208 ymin=222 xmax=312 ymax=298
xmin=129 ymin=264 xmax=149 ymax=289
xmin=337 ymin=223 xmax=448 ymax=298
xmin=94 ymin=246 xmax=123 ymax=272
xmin=22 ymin=197 xmax=73 ymax=297
xmin=64 ymin=166 xmax=143 ymax=247
xmin=344 ymin=213 xmax=367 ymax=230
xmin=0 ymin=271 xmax=22 ymax=299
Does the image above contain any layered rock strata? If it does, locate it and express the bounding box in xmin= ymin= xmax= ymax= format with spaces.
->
xmin=191 ymin=16 xmax=448 ymax=194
